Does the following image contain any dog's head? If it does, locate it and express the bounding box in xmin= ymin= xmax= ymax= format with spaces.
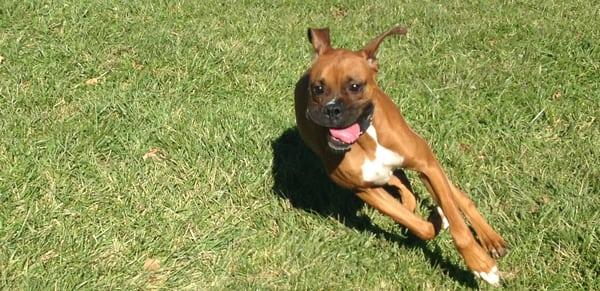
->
xmin=305 ymin=26 xmax=407 ymax=152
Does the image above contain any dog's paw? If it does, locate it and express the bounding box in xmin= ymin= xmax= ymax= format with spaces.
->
xmin=473 ymin=265 xmax=500 ymax=286
xmin=428 ymin=207 xmax=449 ymax=234
xmin=489 ymin=245 xmax=508 ymax=259
xmin=436 ymin=207 xmax=449 ymax=230
xmin=479 ymin=231 xmax=508 ymax=259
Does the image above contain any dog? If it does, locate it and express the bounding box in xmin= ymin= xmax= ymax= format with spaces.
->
xmin=294 ymin=26 xmax=507 ymax=285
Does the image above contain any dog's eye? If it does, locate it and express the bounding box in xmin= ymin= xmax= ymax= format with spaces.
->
xmin=349 ymin=83 xmax=363 ymax=92
xmin=312 ymin=85 xmax=325 ymax=95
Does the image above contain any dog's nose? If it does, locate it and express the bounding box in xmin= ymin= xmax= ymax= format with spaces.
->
xmin=324 ymin=101 xmax=343 ymax=120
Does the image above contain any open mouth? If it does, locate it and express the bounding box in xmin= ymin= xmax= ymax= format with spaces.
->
xmin=326 ymin=104 xmax=373 ymax=152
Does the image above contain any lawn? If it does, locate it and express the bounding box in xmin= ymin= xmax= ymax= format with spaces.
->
xmin=1 ymin=0 xmax=598 ymax=289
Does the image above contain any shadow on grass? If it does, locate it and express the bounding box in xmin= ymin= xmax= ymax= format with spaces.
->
xmin=271 ymin=128 xmax=478 ymax=288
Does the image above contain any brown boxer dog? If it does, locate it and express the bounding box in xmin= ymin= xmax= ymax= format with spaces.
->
xmin=294 ymin=26 xmax=507 ymax=285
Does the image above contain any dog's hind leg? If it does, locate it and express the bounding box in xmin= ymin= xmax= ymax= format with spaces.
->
xmin=417 ymin=167 xmax=500 ymax=286
xmin=448 ymin=183 xmax=508 ymax=259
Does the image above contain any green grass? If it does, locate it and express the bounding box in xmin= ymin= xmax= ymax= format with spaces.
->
xmin=1 ymin=0 xmax=599 ymax=289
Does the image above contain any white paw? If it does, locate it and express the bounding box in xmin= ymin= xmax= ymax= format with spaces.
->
xmin=436 ymin=207 xmax=449 ymax=230
xmin=473 ymin=265 xmax=500 ymax=286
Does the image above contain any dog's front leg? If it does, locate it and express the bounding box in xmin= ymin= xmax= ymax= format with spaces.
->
xmin=356 ymin=187 xmax=445 ymax=240
xmin=417 ymin=162 xmax=500 ymax=285
xmin=387 ymin=174 xmax=418 ymax=213
xmin=417 ymin=172 xmax=507 ymax=257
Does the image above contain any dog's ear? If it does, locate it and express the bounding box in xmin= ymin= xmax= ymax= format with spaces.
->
xmin=308 ymin=28 xmax=332 ymax=55
xmin=361 ymin=26 xmax=407 ymax=70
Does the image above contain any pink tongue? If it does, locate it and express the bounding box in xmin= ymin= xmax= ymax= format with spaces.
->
xmin=329 ymin=123 xmax=361 ymax=144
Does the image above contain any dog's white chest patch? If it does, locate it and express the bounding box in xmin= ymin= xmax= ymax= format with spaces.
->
xmin=361 ymin=126 xmax=404 ymax=185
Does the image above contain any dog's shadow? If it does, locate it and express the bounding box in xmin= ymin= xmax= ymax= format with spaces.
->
xmin=271 ymin=128 xmax=478 ymax=288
